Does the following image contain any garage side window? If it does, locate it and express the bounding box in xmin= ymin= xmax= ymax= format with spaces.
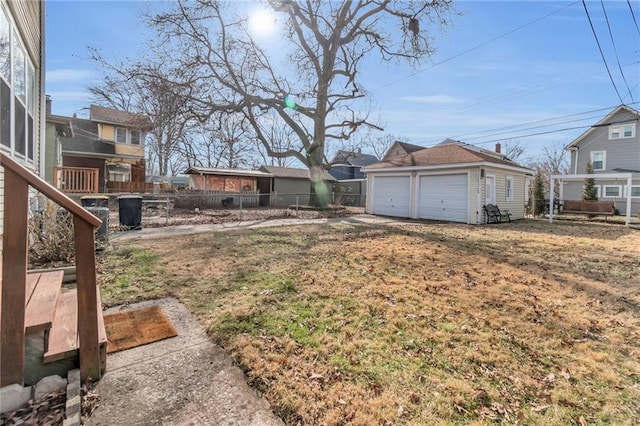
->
xmin=505 ymin=176 xmax=513 ymax=201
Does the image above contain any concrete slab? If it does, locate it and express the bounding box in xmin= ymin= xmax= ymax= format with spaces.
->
xmin=87 ymin=298 xmax=283 ymax=426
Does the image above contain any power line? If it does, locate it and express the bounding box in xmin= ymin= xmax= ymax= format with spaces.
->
xmin=627 ymin=0 xmax=640 ymax=36
xmin=582 ymin=0 xmax=624 ymax=104
xmin=413 ymin=101 xmax=640 ymax=146
xmin=462 ymin=124 xmax=592 ymax=146
xmin=600 ymin=0 xmax=635 ymax=103
xmin=372 ymin=1 xmax=580 ymax=92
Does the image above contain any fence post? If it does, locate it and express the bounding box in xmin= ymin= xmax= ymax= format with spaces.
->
xmin=239 ymin=194 xmax=243 ymax=221
xmin=296 ymin=196 xmax=299 ymax=217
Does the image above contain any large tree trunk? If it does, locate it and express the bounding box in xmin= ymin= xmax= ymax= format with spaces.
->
xmin=308 ymin=147 xmax=330 ymax=207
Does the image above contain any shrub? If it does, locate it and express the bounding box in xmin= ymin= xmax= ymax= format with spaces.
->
xmin=28 ymin=200 xmax=75 ymax=267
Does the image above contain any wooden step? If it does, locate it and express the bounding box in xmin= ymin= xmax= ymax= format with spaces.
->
xmin=44 ymin=289 xmax=108 ymax=364
xmin=25 ymin=270 xmax=64 ymax=334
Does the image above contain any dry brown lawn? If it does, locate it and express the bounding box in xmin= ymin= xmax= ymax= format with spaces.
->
xmin=100 ymin=218 xmax=640 ymax=425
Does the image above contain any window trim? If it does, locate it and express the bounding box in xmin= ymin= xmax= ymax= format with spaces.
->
xmin=505 ymin=176 xmax=514 ymax=201
xmin=608 ymin=122 xmax=636 ymax=140
xmin=115 ymin=127 xmax=127 ymax=144
xmin=602 ymin=185 xmax=622 ymax=198
xmin=590 ymin=151 xmax=606 ymax=171
xmin=627 ymin=185 xmax=640 ymax=198
xmin=0 ymin=3 xmax=36 ymax=164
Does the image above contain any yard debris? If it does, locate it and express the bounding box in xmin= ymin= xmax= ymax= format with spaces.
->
xmin=0 ymin=390 xmax=65 ymax=425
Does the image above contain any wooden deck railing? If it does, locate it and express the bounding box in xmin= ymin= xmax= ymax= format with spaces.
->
xmin=54 ymin=166 xmax=99 ymax=193
xmin=1 ymin=153 xmax=103 ymax=386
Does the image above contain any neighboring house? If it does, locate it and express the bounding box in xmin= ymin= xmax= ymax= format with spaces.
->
xmin=562 ymin=105 xmax=640 ymax=215
xmin=328 ymin=150 xmax=379 ymax=180
xmin=258 ymin=165 xmax=337 ymax=206
xmin=47 ymin=103 xmax=150 ymax=193
xmin=382 ymin=141 xmax=425 ymax=161
xmin=364 ymin=140 xmax=533 ymax=224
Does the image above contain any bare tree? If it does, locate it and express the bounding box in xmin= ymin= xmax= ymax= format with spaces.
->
xmin=186 ymin=112 xmax=256 ymax=168
xmin=88 ymin=51 xmax=193 ymax=176
xmin=146 ymin=0 xmax=453 ymax=204
xmin=502 ymin=140 xmax=526 ymax=162
xmin=527 ymin=142 xmax=569 ymax=197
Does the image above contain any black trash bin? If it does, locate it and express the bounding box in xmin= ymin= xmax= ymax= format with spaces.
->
xmin=86 ymin=206 xmax=109 ymax=243
xmin=80 ymin=195 xmax=109 ymax=208
xmin=118 ymin=195 xmax=143 ymax=230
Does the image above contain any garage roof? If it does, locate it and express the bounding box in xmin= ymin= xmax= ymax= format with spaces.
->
xmin=365 ymin=143 xmax=529 ymax=171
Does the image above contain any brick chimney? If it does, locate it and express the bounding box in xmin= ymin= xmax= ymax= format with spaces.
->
xmin=495 ymin=142 xmax=501 ymax=154
xmin=45 ymin=95 xmax=52 ymax=115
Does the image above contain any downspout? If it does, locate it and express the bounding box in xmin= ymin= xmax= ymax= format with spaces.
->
xmin=38 ymin=0 xmax=46 ymax=177
xmin=476 ymin=168 xmax=481 ymax=224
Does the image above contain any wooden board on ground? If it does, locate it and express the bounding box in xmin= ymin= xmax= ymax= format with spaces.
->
xmin=103 ymin=306 xmax=178 ymax=354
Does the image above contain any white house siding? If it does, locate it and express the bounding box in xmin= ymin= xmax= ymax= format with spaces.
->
xmin=482 ymin=167 xmax=527 ymax=221
xmin=0 ymin=0 xmax=43 ymax=260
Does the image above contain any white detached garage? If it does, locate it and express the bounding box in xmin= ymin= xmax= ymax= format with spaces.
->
xmin=364 ymin=141 xmax=533 ymax=224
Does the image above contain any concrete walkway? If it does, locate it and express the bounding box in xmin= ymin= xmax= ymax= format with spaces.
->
xmin=87 ymin=298 xmax=284 ymax=426
xmin=110 ymin=214 xmax=409 ymax=242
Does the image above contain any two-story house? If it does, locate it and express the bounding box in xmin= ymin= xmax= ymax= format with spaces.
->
xmin=328 ymin=149 xmax=379 ymax=180
xmin=562 ymin=105 xmax=640 ymax=215
xmin=47 ymin=103 xmax=150 ymax=193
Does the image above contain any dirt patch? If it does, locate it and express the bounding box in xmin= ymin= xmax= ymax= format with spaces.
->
xmin=99 ymin=218 xmax=640 ymax=425
xmin=108 ymin=206 xmax=365 ymax=230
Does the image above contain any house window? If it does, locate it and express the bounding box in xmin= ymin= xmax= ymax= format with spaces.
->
xmin=116 ymin=127 xmax=127 ymax=144
xmin=505 ymin=176 xmax=513 ymax=201
xmin=590 ymin=151 xmax=605 ymax=171
xmin=130 ymin=130 xmax=140 ymax=145
xmin=0 ymin=6 xmax=36 ymax=162
xmin=603 ymin=185 xmax=621 ymax=198
xmin=629 ymin=186 xmax=640 ymax=198
xmin=609 ymin=123 xmax=635 ymax=139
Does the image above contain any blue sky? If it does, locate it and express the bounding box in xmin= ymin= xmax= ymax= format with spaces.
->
xmin=45 ymin=0 xmax=640 ymax=158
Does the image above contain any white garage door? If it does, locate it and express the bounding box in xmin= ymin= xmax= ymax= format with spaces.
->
xmin=371 ymin=175 xmax=411 ymax=218
xmin=418 ymin=174 xmax=468 ymax=223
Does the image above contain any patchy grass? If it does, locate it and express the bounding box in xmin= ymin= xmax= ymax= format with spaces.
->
xmin=99 ymin=219 xmax=640 ymax=425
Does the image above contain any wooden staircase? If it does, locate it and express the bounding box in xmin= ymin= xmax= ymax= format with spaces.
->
xmin=1 ymin=152 xmax=105 ymax=387
xmin=25 ymin=271 xmax=107 ymax=370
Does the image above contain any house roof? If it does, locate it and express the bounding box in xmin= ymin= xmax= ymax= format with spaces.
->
xmin=46 ymin=114 xmax=74 ymax=138
xmin=565 ymin=104 xmax=640 ymax=149
xmin=331 ymin=150 xmax=379 ymax=167
xmin=60 ymin=118 xmax=116 ymax=156
xmin=184 ymin=166 xmax=272 ymax=178
xmin=394 ymin=141 xmax=424 ymax=154
xmin=90 ymin=105 xmax=153 ymax=129
xmin=259 ymin=166 xmax=337 ymax=181
xmin=58 ymin=116 xmax=144 ymax=160
xmin=364 ymin=143 xmax=530 ymax=172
